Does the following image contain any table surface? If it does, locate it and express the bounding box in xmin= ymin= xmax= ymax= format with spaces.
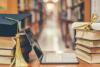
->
xmin=0 ymin=59 xmax=100 ymax=67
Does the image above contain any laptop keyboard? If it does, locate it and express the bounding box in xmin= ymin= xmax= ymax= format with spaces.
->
xmin=45 ymin=53 xmax=62 ymax=63
xmin=62 ymin=53 xmax=78 ymax=63
xmin=44 ymin=53 xmax=78 ymax=63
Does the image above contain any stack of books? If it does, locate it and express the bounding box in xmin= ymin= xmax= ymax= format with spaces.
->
xmin=75 ymin=29 xmax=100 ymax=63
xmin=0 ymin=13 xmax=31 ymax=65
xmin=0 ymin=37 xmax=16 ymax=64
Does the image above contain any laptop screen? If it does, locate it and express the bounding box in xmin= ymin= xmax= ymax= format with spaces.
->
xmin=25 ymin=28 xmax=34 ymax=44
xmin=20 ymin=34 xmax=32 ymax=63
xmin=25 ymin=28 xmax=43 ymax=61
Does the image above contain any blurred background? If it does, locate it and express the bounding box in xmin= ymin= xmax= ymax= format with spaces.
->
xmin=0 ymin=0 xmax=91 ymax=52
xmin=36 ymin=0 xmax=85 ymax=52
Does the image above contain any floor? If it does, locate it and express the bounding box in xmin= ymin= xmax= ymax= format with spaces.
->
xmin=38 ymin=6 xmax=72 ymax=52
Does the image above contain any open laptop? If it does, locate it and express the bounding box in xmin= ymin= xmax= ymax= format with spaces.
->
xmin=25 ymin=28 xmax=79 ymax=64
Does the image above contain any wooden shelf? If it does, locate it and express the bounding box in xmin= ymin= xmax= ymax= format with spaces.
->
xmin=84 ymin=0 xmax=91 ymax=22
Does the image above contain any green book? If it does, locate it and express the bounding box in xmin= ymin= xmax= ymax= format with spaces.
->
xmin=0 ymin=0 xmax=7 ymax=10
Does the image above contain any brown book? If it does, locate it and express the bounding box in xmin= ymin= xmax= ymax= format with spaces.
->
xmin=76 ymin=39 xmax=100 ymax=48
xmin=76 ymin=49 xmax=100 ymax=63
xmin=76 ymin=44 xmax=100 ymax=53
xmin=76 ymin=30 xmax=100 ymax=40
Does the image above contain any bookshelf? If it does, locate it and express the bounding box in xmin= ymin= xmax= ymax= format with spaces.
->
xmin=0 ymin=0 xmax=18 ymax=14
xmin=59 ymin=0 xmax=91 ymax=48
xmin=0 ymin=0 xmax=44 ymax=34
xmin=60 ymin=0 xmax=91 ymax=22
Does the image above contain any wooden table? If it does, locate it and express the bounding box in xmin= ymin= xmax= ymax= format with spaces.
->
xmin=0 ymin=59 xmax=100 ymax=67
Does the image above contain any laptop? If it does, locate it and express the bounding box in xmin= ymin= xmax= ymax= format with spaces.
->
xmin=25 ymin=28 xmax=79 ymax=64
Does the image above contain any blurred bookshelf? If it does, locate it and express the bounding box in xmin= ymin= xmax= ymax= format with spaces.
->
xmin=0 ymin=0 xmax=44 ymax=35
xmin=60 ymin=0 xmax=91 ymax=22
xmin=0 ymin=0 xmax=18 ymax=14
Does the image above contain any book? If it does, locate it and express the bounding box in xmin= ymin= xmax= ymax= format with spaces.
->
xmin=0 ymin=37 xmax=16 ymax=49
xmin=30 ymin=11 xmax=35 ymax=23
xmin=76 ymin=39 xmax=100 ymax=48
xmin=67 ymin=9 xmax=72 ymax=20
xmin=71 ymin=6 xmax=81 ymax=21
xmin=18 ymin=0 xmax=25 ymax=11
xmin=28 ymin=0 xmax=34 ymax=10
xmin=0 ymin=37 xmax=15 ymax=56
xmin=0 ymin=56 xmax=13 ymax=64
xmin=76 ymin=44 xmax=100 ymax=53
xmin=0 ymin=49 xmax=14 ymax=56
xmin=66 ymin=0 xmax=72 ymax=7
xmin=0 ymin=0 xmax=8 ymax=10
xmin=77 ymin=0 xmax=83 ymax=4
xmin=76 ymin=30 xmax=100 ymax=40
xmin=76 ymin=49 xmax=100 ymax=63
xmin=72 ymin=0 xmax=78 ymax=6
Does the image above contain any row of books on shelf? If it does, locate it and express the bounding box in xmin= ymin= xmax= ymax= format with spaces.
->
xmin=18 ymin=0 xmax=43 ymax=32
xmin=0 ymin=0 xmax=43 ymax=12
xmin=75 ymin=29 xmax=100 ymax=63
xmin=0 ymin=0 xmax=44 ymax=33
xmin=67 ymin=0 xmax=83 ymax=7
xmin=61 ymin=7 xmax=84 ymax=21
xmin=18 ymin=0 xmax=43 ymax=12
xmin=61 ymin=0 xmax=84 ymax=21
xmin=61 ymin=0 xmax=83 ymax=9
xmin=0 ymin=0 xmax=43 ymax=22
